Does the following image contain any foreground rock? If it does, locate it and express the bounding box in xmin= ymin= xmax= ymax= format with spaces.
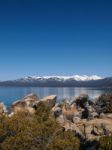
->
xmin=11 ymin=93 xmax=39 ymax=114
xmin=51 ymin=93 xmax=112 ymax=144
xmin=71 ymin=94 xmax=89 ymax=108
xmin=62 ymin=101 xmax=80 ymax=122
xmin=78 ymin=118 xmax=112 ymax=141
xmin=95 ymin=93 xmax=112 ymax=113
xmin=41 ymin=95 xmax=57 ymax=107
xmin=11 ymin=94 xmax=57 ymax=114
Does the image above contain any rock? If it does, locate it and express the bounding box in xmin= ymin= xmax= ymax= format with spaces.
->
xmin=62 ymin=102 xmax=80 ymax=122
xmin=63 ymin=121 xmax=85 ymax=139
xmin=71 ymin=94 xmax=99 ymax=120
xmin=73 ymin=116 xmax=81 ymax=123
xmin=99 ymin=113 xmax=106 ymax=118
xmin=51 ymin=104 xmax=62 ymax=118
xmin=106 ymin=113 xmax=112 ymax=118
xmin=70 ymin=94 xmax=100 ymax=120
xmin=92 ymin=124 xmax=105 ymax=136
xmin=88 ymin=100 xmax=95 ymax=106
xmin=87 ymin=105 xmax=99 ymax=119
xmin=78 ymin=118 xmax=112 ymax=141
xmin=71 ymin=94 xmax=89 ymax=109
xmin=23 ymin=93 xmax=39 ymax=105
xmin=56 ymin=114 xmax=66 ymax=125
xmin=11 ymin=93 xmax=39 ymax=114
xmin=84 ymin=124 xmax=95 ymax=141
xmin=41 ymin=95 xmax=57 ymax=107
xmin=81 ymin=107 xmax=89 ymax=119
xmin=62 ymin=98 xmax=70 ymax=105
xmin=89 ymin=112 xmax=99 ymax=119
xmin=0 ymin=102 xmax=7 ymax=115
xmin=95 ymin=94 xmax=112 ymax=113
xmin=100 ymin=113 xmax=112 ymax=119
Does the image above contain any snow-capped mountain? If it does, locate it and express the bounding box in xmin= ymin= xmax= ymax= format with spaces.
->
xmin=20 ymin=75 xmax=102 ymax=81
xmin=0 ymin=75 xmax=112 ymax=87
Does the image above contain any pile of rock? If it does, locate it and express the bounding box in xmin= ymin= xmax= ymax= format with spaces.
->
xmin=52 ymin=94 xmax=99 ymax=123
xmin=51 ymin=94 xmax=112 ymax=143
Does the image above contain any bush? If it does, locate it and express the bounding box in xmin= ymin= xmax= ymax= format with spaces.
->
xmin=34 ymin=101 xmax=51 ymax=122
xmin=99 ymin=135 xmax=112 ymax=150
xmin=0 ymin=102 xmax=80 ymax=150
xmin=47 ymin=130 xmax=80 ymax=150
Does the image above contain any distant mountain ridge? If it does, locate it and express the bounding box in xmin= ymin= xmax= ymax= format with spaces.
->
xmin=0 ymin=75 xmax=112 ymax=87
xmin=18 ymin=75 xmax=102 ymax=81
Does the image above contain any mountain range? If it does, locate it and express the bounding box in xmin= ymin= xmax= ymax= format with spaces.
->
xmin=0 ymin=75 xmax=112 ymax=87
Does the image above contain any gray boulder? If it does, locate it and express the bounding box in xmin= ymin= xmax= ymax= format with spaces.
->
xmin=95 ymin=94 xmax=112 ymax=113
xmin=72 ymin=94 xmax=89 ymax=109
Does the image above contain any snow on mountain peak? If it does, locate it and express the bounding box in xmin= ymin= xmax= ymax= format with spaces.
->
xmin=23 ymin=75 xmax=102 ymax=81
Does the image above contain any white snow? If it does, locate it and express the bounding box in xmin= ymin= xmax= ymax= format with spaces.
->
xmin=23 ymin=75 xmax=102 ymax=81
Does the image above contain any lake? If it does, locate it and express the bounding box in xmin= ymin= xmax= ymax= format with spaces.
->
xmin=0 ymin=87 xmax=112 ymax=106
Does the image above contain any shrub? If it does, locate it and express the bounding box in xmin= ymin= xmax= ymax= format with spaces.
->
xmin=34 ymin=101 xmax=51 ymax=122
xmin=47 ymin=130 xmax=80 ymax=150
xmin=99 ymin=135 xmax=112 ymax=150
xmin=0 ymin=102 xmax=58 ymax=150
xmin=0 ymin=102 xmax=80 ymax=150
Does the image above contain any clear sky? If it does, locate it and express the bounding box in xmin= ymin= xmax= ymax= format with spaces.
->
xmin=0 ymin=0 xmax=112 ymax=80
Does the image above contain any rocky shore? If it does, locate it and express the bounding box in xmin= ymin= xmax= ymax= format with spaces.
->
xmin=0 ymin=93 xmax=112 ymax=149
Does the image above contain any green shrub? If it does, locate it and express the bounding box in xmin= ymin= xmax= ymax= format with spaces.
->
xmin=0 ymin=102 xmax=80 ymax=150
xmin=34 ymin=101 xmax=51 ymax=122
xmin=47 ymin=130 xmax=80 ymax=150
xmin=99 ymin=135 xmax=112 ymax=150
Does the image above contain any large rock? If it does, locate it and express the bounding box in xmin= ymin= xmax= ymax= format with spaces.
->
xmin=23 ymin=93 xmax=39 ymax=104
xmin=71 ymin=94 xmax=89 ymax=108
xmin=41 ymin=95 xmax=57 ymax=107
xmin=57 ymin=116 xmax=112 ymax=141
xmin=11 ymin=93 xmax=39 ymax=114
xmin=78 ymin=118 xmax=112 ymax=141
xmin=51 ymin=103 xmax=62 ymax=118
xmin=95 ymin=94 xmax=112 ymax=113
xmin=56 ymin=114 xmax=66 ymax=125
xmin=63 ymin=121 xmax=85 ymax=139
xmin=71 ymin=94 xmax=99 ymax=119
xmin=73 ymin=116 xmax=81 ymax=123
xmin=62 ymin=101 xmax=80 ymax=122
xmin=100 ymin=113 xmax=112 ymax=119
xmin=87 ymin=105 xmax=99 ymax=119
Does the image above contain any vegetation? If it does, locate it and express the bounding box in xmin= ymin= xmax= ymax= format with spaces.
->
xmin=47 ymin=130 xmax=80 ymax=150
xmin=98 ymin=134 xmax=112 ymax=150
xmin=0 ymin=102 xmax=80 ymax=150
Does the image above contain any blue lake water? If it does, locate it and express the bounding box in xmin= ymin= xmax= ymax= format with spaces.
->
xmin=0 ymin=87 xmax=112 ymax=106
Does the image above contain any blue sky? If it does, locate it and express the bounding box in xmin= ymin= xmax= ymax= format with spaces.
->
xmin=0 ymin=0 xmax=112 ymax=80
